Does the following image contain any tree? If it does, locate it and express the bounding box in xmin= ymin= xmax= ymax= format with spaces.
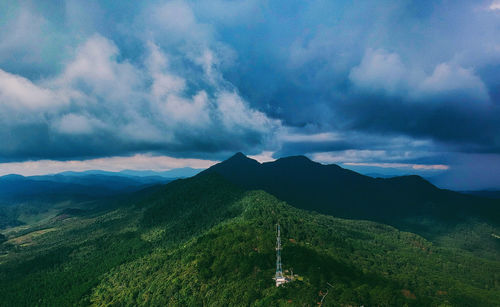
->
xmin=0 ymin=233 xmax=6 ymax=244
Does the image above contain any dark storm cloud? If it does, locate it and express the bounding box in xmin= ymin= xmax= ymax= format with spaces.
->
xmin=336 ymin=94 xmax=500 ymax=152
xmin=276 ymin=140 xmax=355 ymax=158
xmin=209 ymin=0 xmax=500 ymax=153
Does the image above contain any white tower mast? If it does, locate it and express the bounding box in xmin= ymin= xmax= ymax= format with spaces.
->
xmin=275 ymin=223 xmax=287 ymax=286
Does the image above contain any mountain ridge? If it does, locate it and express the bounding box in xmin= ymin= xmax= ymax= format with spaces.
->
xmin=204 ymin=153 xmax=499 ymax=239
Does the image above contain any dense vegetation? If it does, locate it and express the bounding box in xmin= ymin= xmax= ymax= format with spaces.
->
xmin=0 ymin=172 xmax=498 ymax=306
xmin=0 ymin=173 xmax=172 ymax=230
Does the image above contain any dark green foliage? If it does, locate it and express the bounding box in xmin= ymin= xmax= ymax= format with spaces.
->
xmin=0 ymin=208 xmax=152 ymax=306
xmin=0 ymin=206 xmax=24 ymax=229
xmin=0 ymin=172 xmax=499 ymax=306
xmin=140 ymin=174 xmax=245 ymax=244
xmin=89 ymin=189 xmax=500 ymax=306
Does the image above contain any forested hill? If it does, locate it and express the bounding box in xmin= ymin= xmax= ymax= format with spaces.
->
xmin=1 ymin=172 xmax=499 ymax=306
xmin=0 ymin=173 xmax=173 ymax=230
xmin=204 ymin=153 xmax=500 ymax=237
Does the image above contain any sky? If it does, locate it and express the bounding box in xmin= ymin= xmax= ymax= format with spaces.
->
xmin=1 ymin=0 xmax=500 ymax=190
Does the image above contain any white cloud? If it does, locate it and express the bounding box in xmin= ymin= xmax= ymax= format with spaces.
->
xmin=141 ymin=1 xmax=236 ymax=74
xmin=282 ymin=132 xmax=341 ymax=143
xmin=150 ymin=72 xmax=186 ymax=97
xmin=248 ymin=151 xmax=276 ymax=163
xmin=0 ymin=69 xmax=66 ymax=111
xmin=53 ymin=114 xmax=105 ymax=135
xmin=56 ymin=35 xmax=142 ymax=102
xmin=350 ymin=48 xmax=490 ymax=103
xmin=146 ymin=0 xmax=213 ymax=47
xmin=313 ymin=150 xmax=388 ymax=164
xmin=195 ymin=48 xmax=219 ymax=83
xmin=349 ymin=49 xmax=412 ymax=95
xmin=216 ymin=91 xmax=278 ymax=134
xmin=0 ymin=8 xmax=48 ymax=65
xmin=147 ymin=43 xmax=186 ymax=97
xmin=159 ymin=91 xmax=211 ymax=127
xmin=0 ymin=154 xmax=218 ymax=177
xmin=146 ymin=42 xmax=210 ymax=128
xmin=489 ymin=1 xmax=500 ymax=10
xmin=418 ymin=63 xmax=489 ymax=102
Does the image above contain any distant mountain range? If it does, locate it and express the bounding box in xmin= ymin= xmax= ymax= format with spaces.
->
xmin=0 ymin=168 xmax=202 ymax=203
xmin=0 ymin=169 xmax=200 ymax=229
xmin=204 ymin=153 xmax=500 ymax=238
xmin=56 ymin=167 xmax=202 ymax=178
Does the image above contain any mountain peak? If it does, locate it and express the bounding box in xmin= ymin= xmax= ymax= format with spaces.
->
xmin=221 ymin=152 xmax=259 ymax=164
xmin=0 ymin=174 xmax=25 ymax=181
xmin=202 ymin=152 xmax=260 ymax=180
xmin=272 ymin=155 xmax=320 ymax=167
xmin=205 ymin=152 xmax=259 ymax=171
xmin=229 ymin=152 xmax=249 ymax=160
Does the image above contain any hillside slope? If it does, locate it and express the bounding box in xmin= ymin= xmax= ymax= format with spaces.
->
xmin=1 ymin=172 xmax=498 ymax=306
xmin=91 ymin=188 xmax=500 ymax=306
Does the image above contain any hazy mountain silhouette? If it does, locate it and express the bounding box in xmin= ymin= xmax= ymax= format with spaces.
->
xmin=0 ymin=173 xmax=171 ymax=204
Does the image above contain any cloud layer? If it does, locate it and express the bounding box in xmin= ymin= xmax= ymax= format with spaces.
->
xmin=1 ymin=0 xmax=500 ymax=189
xmin=0 ymin=32 xmax=280 ymax=161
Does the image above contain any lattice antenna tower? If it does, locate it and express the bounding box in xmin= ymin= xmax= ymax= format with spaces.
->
xmin=276 ymin=223 xmax=284 ymax=280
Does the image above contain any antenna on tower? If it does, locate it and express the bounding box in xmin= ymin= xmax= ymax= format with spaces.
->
xmin=274 ymin=223 xmax=287 ymax=287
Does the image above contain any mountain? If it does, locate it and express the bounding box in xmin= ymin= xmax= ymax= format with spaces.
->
xmin=0 ymin=175 xmax=112 ymax=202
xmin=0 ymin=167 xmax=203 ymax=203
xmin=0 ymin=172 xmax=173 ymax=230
xmin=0 ymin=154 xmax=499 ymax=305
xmin=204 ymin=153 xmax=500 ymax=241
xmin=1 ymin=171 xmax=499 ymax=306
xmin=119 ymin=167 xmax=203 ymax=178
xmin=0 ymin=167 xmax=206 ymax=231
xmin=0 ymin=173 xmax=171 ymax=202
xmin=54 ymin=168 xmax=204 ymax=179
xmin=30 ymin=173 xmax=171 ymax=190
